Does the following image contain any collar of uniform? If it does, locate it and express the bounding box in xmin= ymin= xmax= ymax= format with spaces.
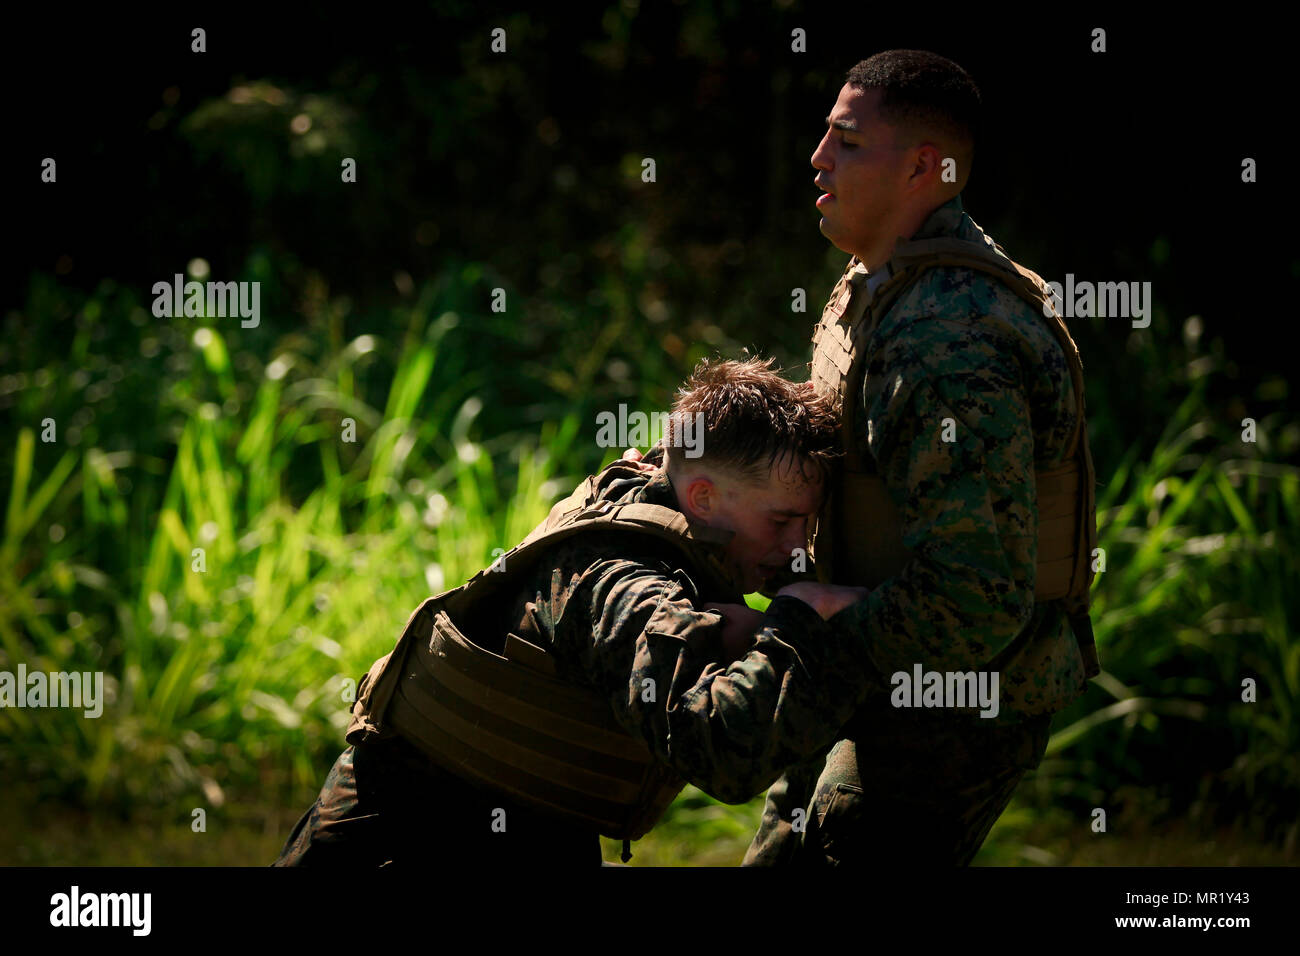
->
xmin=845 ymin=194 xmax=965 ymax=279
xmin=601 ymin=443 xmax=690 ymax=512
xmin=637 ymin=463 xmax=678 ymax=509
xmin=846 ymin=255 xmax=894 ymax=298
xmin=911 ymin=193 xmax=965 ymax=240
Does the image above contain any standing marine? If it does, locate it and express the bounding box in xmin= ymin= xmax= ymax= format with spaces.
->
xmin=744 ymin=50 xmax=1101 ymax=866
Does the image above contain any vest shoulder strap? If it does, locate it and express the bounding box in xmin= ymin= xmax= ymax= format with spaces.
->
xmin=452 ymin=488 xmax=737 ymax=614
xmin=849 ymin=236 xmax=1088 ymax=463
xmin=834 ymin=236 xmax=1101 ymax=660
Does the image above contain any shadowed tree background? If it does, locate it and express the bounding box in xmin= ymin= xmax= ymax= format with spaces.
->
xmin=1 ymin=4 xmax=1296 ymax=864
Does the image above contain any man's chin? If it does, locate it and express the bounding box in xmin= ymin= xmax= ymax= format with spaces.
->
xmin=818 ymin=221 xmax=853 ymax=253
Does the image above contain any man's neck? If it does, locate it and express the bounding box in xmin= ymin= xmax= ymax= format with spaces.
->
xmin=854 ymin=197 xmax=950 ymax=271
xmin=855 ymin=246 xmax=895 ymax=274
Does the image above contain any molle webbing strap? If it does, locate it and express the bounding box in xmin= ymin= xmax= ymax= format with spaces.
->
xmin=457 ymin=498 xmax=737 ymax=612
xmin=883 ymin=241 xmax=1097 ymax=614
xmin=383 ymin=604 xmax=684 ymax=838
xmin=888 ymin=237 xmax=1088 ymax=460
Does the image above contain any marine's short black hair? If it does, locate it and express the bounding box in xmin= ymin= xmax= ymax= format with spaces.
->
xmin=846 ymin=50 xmax=981 ymax=176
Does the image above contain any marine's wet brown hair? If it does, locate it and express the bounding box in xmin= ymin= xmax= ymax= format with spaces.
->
xmin=665 ymin=356 xmax=840 ymax=484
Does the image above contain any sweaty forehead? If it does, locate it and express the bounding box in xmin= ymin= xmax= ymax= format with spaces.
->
xmin=753 ymin=465 xmax=824 ymax=512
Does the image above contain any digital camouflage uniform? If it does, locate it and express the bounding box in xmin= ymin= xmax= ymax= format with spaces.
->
xmin=275 ymin=448 xmax=886 ymax=866
xmin=744 ymin=195 xmax=1093 ymax=866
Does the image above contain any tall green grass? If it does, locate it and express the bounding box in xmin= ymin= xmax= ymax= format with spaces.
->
xmin=1 ymin=286 xmax=584 ymax=813
xmin=1017 ymin=368 xmax=1300 ymax=852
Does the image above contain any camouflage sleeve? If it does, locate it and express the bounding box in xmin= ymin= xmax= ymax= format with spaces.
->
xmin=572 ymin=560 xmax=880 ymax=804
xmin=834 ymin=315 xmax=1039 ymax=675
xmin=740 ymin=750 xmax=827 ymax=865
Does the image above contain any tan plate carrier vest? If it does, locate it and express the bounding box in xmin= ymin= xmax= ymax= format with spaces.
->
xmin=344 ymin=467 xmax=739 ymax=848
xmin=809 ymin=234 xmax=1101 ymax=678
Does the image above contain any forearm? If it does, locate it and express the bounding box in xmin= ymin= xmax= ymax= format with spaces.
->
xmin=741 ymin=750 xmax=827 ymax=865
xmin=582 ymin=566 xmax=880 ymax=804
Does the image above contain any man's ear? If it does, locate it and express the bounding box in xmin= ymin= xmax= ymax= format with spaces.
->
xmin=682 ymin=475 xmax=717 ymax=522
xmin=904 ymin=142 xmax=943 ymax=193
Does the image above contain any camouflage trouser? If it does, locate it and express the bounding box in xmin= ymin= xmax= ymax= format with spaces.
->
xmin=273 ymin=736 xmax=603 ymax=866
xmin=743 ymin=708 xmax=1052 ymax=866
xmin=273 ymin=745 xmax=385 ymax=867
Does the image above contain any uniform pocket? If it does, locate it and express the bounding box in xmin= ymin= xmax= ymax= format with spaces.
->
xmin=816 ymin=782 xmax=865 ymax=866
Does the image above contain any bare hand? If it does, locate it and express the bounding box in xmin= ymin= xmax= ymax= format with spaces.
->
xmin=775 ymin=582 xmax=870 ymax=620
xmin=621 ymin=447 xmax=656 ymax=474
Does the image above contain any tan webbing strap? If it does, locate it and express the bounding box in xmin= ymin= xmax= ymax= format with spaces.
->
xmin=889 ymin=238 xmax=1088 ymax=460
xmin=457 ymin=498 xmax=736 ymax=611
xmin=400 ymin=634 xmax=648 ymax=797
xmin=385 ymin=694 xmax=645 ymax=833
xmin=503 ymin=633 xmax=557 ymax=675
xmin=830 ymin=238 xmax=1100 ymax=676
xmin=851 ymin=243 xmax=1091 ymax=540
xmin=385 ymin=534 xmax=699 ymax=838
xmin=346 ymin=598 xmax=436 ymax=743
xmin=356 ymin=585 xmax=688 ymax=839
xmin=420 ymin=615 xmax=650 ymax=758
xmin=884 ymin=249 xmax=1096 ymax=608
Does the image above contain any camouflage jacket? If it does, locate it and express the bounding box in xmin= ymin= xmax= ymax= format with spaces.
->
xmin=491 ymin=449 xmax=884 ymax=803
xmin=793 ymin=194 xmax=1092 ymax=724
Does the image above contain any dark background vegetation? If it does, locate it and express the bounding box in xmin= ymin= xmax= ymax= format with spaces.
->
xmin=2 ymin=4 xmax=1295 ymax=864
